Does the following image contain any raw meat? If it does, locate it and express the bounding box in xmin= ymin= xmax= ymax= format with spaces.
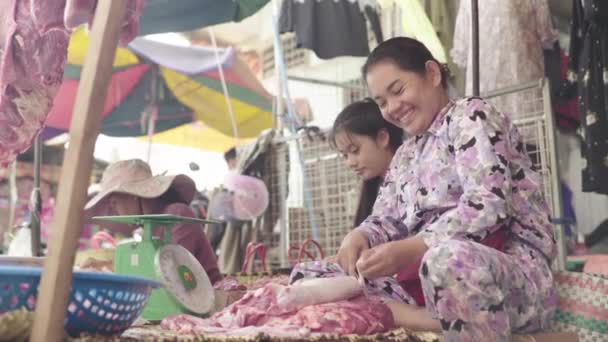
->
xmin=214 ymin=275 xmax=291 ymax=307
xmin=162 ymin=282 xmax=395 ymax=337
xmin=248 ymin=274 xmax=289 ymax=289
xmin=161 ymin=314 xmax=310 ymax=338
xmin=0 ymin=0 xmax=69 ymax=166
xmin=213 ymin=274 xmax=290 ymax=292
xmin=0 ymin=0 xmax=144 ymax=166
xmin=213 ymin=277 xmax=247 ymax=292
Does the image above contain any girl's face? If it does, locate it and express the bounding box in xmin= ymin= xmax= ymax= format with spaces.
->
xmin=335 ymin=129 xmax=394 ymax=180
xmin=366 ymin=60 xmax=445 ymax=136
xmin=108 ymin=193 xmax=141 ymax=216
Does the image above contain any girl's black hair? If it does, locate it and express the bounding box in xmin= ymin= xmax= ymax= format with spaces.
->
xmin=362 ymin=37 xmax=450 ymax=88
xmin=329 ymin=99 xmax=403 ymax=227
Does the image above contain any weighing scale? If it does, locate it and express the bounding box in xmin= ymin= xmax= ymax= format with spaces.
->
xmin=92 ymin=214 xmax=217 ymax=321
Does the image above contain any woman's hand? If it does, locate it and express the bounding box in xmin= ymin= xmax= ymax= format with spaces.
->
xmin=357 ymin=236 xmax=428 ymax=279
xmin=336 ymin=230 xmax=369 ymax=276
xmin=356 ymin=241 xmax=405 ymax=278
xmin=323 ymin=255 xmax=337 ymax=263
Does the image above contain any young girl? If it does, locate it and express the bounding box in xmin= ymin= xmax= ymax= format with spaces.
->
xmin=329 ymin=99 xmax=404 ymax=227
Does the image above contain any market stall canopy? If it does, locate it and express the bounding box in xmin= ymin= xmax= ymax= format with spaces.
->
xmin=139 ymin=122 xmax=257 ymax=152
xmin=46 ymin=29 xmax=274 ymax=139
xmin=138 ymin=0 xmax=271 ymax=36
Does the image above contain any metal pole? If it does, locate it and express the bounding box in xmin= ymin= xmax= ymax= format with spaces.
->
xmin=30 ymin=134 xmax=42 ymax=256
xmin=271 ymin=0 xmax=319 ymax=242
xmin=542 ymin=79 xmax=567 ymax=271
xmin=471 ymin=0 xmax=480 ymax=96
xmin=145 ymin=66 xmax=159 ymax=163
xmin=273 ymin=0 xmax=288 ymax=267
xmin=8 ymin=160 xmax=17 ymax=234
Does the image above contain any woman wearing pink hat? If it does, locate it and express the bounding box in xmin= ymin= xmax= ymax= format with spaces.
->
xmin=85 ymin=159 xmax=221 ymax=284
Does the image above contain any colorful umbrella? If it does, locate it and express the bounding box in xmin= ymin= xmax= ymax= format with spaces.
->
xmin=46 ymin=28 xmax=273 ymax=141
xmin=140 ymin=122 xmax=256 ymax=152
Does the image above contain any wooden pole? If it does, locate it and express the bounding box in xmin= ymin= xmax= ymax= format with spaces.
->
xmin=30 ymin=1 xmax=128 ymax=341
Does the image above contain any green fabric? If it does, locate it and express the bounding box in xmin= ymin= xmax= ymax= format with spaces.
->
xmin=189 ymin=74 xmax=272 ymax=112
xmin=235 ymin=0 xmax=271 ymax=22
xmin=138 ymin=0 xmax=270 ymax=36
xmin=63 ymin=64 xmax=135 ymax=79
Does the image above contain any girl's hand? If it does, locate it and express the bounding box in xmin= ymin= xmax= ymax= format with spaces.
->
xmin=336 ymin=230 xmax=369 ymax=276
xmin=356 ymin=236 xmax=428 ymax=279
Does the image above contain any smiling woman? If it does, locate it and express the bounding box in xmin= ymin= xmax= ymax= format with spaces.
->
xmin=362 ymin=38 xmax=450 ymax=136
xmin=292 ymin=37 xmax=558 ymax=342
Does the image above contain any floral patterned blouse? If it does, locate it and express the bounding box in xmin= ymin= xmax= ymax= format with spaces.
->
xmin=356 ymin=97 xmax=557 ymax=260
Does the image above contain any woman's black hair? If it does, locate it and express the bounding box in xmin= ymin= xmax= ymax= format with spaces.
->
xmin=329 ymin=99 xmax=403 ymax=227
xmin=362 ymin=37 xmax=450 ymax=88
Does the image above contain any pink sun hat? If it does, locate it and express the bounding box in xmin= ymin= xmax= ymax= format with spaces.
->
xmin=85 ymin=159 xmax=196 ymax=217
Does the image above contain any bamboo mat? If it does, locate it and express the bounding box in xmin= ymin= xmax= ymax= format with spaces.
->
xmin=120 ymin=324 xmax=443 ymax=342
xmin=0 ymin=308 xmax=442 ymax=342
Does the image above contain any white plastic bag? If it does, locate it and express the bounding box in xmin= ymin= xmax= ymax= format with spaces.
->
xmin=7 ymin=226 xmax=32 ymax=257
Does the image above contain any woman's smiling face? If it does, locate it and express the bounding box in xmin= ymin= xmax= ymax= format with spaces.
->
xmin=366 ymin=59 xmax=445 ymax=136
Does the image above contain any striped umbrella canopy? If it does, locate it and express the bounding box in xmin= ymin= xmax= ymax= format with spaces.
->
xmin=45 ymin=29 xmax=273 ymax=149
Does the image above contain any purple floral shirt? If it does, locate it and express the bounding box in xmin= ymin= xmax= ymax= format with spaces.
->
xmin=356 ymin=97 xmax=556 ymax=260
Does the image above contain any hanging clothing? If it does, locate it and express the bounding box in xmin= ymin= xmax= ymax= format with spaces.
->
xmin=217 ymin=220 xmax=254 ymax=274
xmin=566 ymin=0 xmax=608 ymax=195
xmin=377 ymin=0 xmax=447 ymax=63
xmin=279 ymin=0 xmax=373 ymax=59
xmin=364 ymin=5 xmax=384 ymax=44
xmin=544 ymin=43 xmax=581 ymax=131
xmin=422 ymin=0 xmax=465 ymax=94
xmin=451 ymin=0 xmax=558 ymax=121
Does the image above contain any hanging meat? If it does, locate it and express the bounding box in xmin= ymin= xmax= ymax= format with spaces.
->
xmin=0 ymin=0 xmax=145 ymax=166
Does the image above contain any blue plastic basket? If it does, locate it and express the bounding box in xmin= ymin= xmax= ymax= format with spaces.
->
xmin=0 ymin=266 xmax=161 ymax=337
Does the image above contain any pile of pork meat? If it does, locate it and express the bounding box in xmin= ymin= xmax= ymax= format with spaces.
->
xmin=163 ymin=276 xmax=396 ymax=339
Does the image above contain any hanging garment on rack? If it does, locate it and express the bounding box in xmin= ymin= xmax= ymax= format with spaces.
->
xmin=279 ymin=0 xmax=373 ymax=59
xmin=377 ymin=0 xmax=447 ymax=63
xmin=451 ymin=0 xmax=558 ymax=121
xmin=218 ymin=219 xmax=254 ymax=274
xmin=544 ymin=42 xmax=581 ymax=131
xmin=566 ymin=0 xmax=608 ymax=195
xmin=422 ymin=0 xmax=464 ymax=95
xmin=364 ymin=5 xmax=384 ymax=44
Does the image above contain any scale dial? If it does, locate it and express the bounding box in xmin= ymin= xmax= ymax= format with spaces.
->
xmin=155 ymin=244 xmax=215 ymax=315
